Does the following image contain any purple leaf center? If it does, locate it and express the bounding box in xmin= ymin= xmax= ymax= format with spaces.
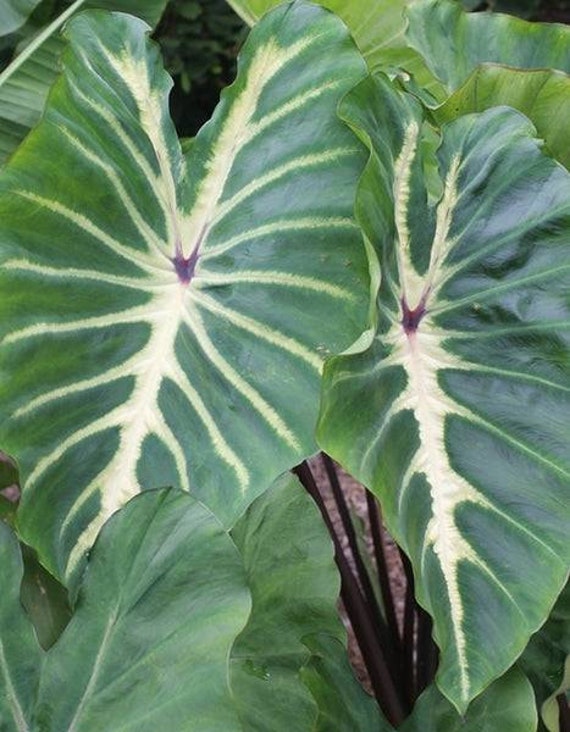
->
xmin=401 ymin=297 xmax=426 ymax=335
xmin=173 ymin=245 xmax=199 ymax=285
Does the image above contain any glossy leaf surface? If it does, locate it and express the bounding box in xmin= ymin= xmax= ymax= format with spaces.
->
xmin=0 ymin=0 xmax=169 ymax=164
xmin=0 ymin=3 xmax=368 ymax=582
xmin=0 ymin=489 xmax=251 ymax=731
xmin=318 ymin=75 xmax=570 ymax=711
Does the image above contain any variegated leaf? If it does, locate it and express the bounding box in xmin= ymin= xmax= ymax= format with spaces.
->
xmin=0 ymin=3 xmax=369 ymax=583
xmin=318 ymin=75 xmax=570 ymax=711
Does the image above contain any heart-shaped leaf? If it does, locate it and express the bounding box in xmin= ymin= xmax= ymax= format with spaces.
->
xmin=318 ymin=75 xmax=570 ymax=711
xmin=0 ymin=2 xmax=368 ymax=583
xmin=0 ymin=489 xmax=251 ymax=731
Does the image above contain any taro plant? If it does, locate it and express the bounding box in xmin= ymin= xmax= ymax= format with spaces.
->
xmin=0 ymin=0 xmax=569 ymax=730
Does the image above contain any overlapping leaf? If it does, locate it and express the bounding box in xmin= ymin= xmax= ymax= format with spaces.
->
xmin=318 ymin=75 xmax=570 ymax=711
xmin=435 ymin=66 xmax=570 ymax=170
xmin=0 ymin=0 xmax=169 ymax=164
xmin=403 ymin=0 xmax=570 ymax=169
xmin=0 ymin=2 xmax=369 ymax=583
xmin=225 ymin=0 xmax=446 ymax=99
xmin=406 ymin=0 xmax=570 ymax=92
xmin=0 ymin=489 xmax=251 ymax=731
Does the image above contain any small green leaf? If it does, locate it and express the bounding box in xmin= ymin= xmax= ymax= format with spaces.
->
xmin=400 ymin=669 xmax=537 ymax=732
xmin=300 ymin=633 xmax=391 ymax=732
xmin=230 ymin=474 xmax=347 ymax=730
xmin=406 ymin=0 xmax=570 ymax=94
xmin=434 ymin=65 xmax=570 ymax=170
xmin=520 ymin=581 xmax=570 ymax=732
xmin=20 ymin=544 xmax=71 ymax=650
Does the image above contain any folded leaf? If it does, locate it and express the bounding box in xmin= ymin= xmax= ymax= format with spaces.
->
xmin=0 ymin=2 xmax=368 ymax=584
xmin=435 ymin=66 xmax=570 ymax=170
xmin=406 ymin=0 xmax=570 ymax=93
xmin=318 ymin=75 xmax=570 ymax=711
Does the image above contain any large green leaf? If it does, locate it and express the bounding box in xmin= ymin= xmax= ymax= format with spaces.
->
xmin=0 ymin=3 xmax=368 ymax=583
xmin=0 ymin=488 xmax=251 ymax=731
xmin=406 ymin=0 xmax=570 ymax=93
xmin=318 ymin=75 xmax=570 ymax=711
xmin=435 ymin=66 xmax=570 ymax=170
xmin=0 ymin=0 xmax=41 ymax=37
xmin=0 ymin=0 xmax=169 ymax=165
xmin=225 ymin=0 xmax=445 ymax=99
xmin=400 ymin=669 xmax=537 ymax=732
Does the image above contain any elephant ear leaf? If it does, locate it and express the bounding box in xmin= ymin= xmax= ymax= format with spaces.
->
xmin=0 ymin=2 xmax=369 ymax=584
xmin=318 ymin=75 xmax=570 ymax=712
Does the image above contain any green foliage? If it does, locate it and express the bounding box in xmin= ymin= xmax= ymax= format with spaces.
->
xmin=0 ymin=0 xmax=569 ymax=729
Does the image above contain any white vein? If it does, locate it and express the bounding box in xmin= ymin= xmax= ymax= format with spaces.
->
xmin=190 ymin=290 xmax=321 ymax=371
xmin=196 ymin=270 xmax=355 ymax=302
xmin=201 ymin=216 xmax=357 ymax=260
xmin=182 ymin=302 xmax=300 ymax=451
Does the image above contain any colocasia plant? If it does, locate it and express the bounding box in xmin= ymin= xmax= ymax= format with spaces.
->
xmin=0 ymin=0 xmax=568 ymax=730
